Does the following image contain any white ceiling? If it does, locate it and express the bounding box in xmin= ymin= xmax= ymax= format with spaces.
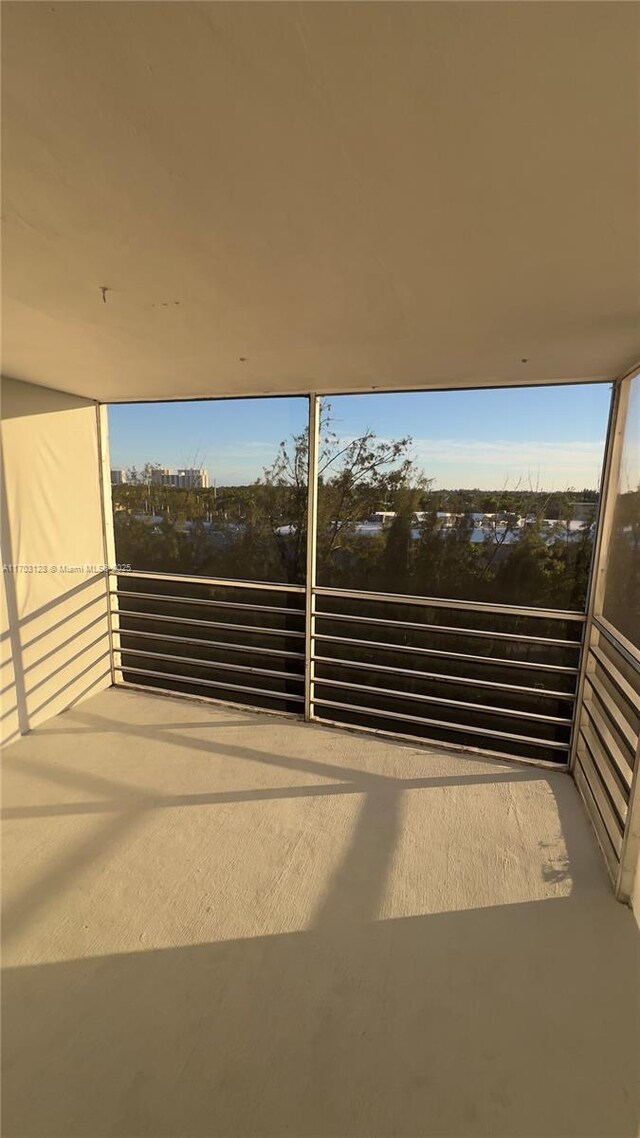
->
xmin=2 ymin=2 xmax=638 ymax=404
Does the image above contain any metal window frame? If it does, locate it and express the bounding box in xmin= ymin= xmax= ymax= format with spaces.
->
xmin=568 ymin=378 xmax=628 ymax=773
xmin=305 ymin=395 xmax=320 ymax=720
xmin=98 ymin=375 xmax=638 ymax=793
xmin=96 ymin=404 xmax=120 ymax=684
xmin=564 ymin=365 xmax=640 ymax=903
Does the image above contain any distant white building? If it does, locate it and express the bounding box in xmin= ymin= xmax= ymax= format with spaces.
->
xmin=111 ymin=469 xmax=127 ymax=485
xmin=151 ymin=467 xmax=210 ymax=489
xmin=469 ymin=511 xmax=497 ymax=528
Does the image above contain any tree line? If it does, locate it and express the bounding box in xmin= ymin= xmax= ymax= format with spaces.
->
xmin=113 ymin=409 xmax=606 ymax=610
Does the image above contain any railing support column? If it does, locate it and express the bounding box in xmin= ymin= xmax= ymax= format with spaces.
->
xmin=97 ymin=403 xmax=121 ymax=684
xmin=305 ymin=395 xmax=320 ymax=721
xmin=569 ymin=379 xmax=628 ymax=773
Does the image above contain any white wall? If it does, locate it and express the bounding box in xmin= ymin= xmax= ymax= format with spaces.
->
xmin=1 ymin=377 xmax=112 ymax=746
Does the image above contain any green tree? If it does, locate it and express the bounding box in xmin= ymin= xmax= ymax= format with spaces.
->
xmin=260 ymin=403 xmax=429 ymax=587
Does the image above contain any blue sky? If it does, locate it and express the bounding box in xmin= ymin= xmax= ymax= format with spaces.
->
xmin=108 ymin=383 xmax=612 ymax=490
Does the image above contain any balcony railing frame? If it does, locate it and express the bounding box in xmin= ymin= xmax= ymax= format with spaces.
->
xmin=565 ymin=366 xmax=640 ymax=903
xmin=99 ymin=373 xmax=639 ymax=898
xmin=100 ymin=387 xmax=602 ymax=762
xmin=568 ymin=378 xmax=627 ymax=775
xmin=109 ymin=568 xmax=583 ymax=766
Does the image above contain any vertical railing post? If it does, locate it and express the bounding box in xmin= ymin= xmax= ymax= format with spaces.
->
xmin=96 ymin=403 xmax=121 ymax=686
xmin=305 ymin=394 xmax=320 ymax=721
xmin=569 ymin=379 xmax=629 ymax=772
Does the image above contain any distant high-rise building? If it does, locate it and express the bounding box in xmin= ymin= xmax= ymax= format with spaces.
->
xmin=150 ymin=467 xmax=209 ymax=489
xmin=111 ymin=469 xmax=127 ymax=485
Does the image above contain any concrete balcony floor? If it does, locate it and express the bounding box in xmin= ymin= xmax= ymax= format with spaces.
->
xmin=2 ymin=687 xmax=639 ymax=1138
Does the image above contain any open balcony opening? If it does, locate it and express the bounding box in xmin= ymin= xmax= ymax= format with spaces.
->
xmin=105 ymin=382 xmax=613 ymax=765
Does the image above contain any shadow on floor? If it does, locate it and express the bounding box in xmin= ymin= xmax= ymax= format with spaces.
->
xmin=2 ymin=694 xmax=640 ymax=1136
xmin=3 ymin=894 xmax=639 ymax=1138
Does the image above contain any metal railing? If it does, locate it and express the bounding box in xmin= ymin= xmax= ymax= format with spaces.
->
xmin=110 ymin=569 xmax=585 ymax=765
xmin=567 ymin=372 xmax=640 ymax=899
xmin=309 ymin=586 xmax=584 ymax=764
xmin=112 ymin=570 xmax=306 ymax=715
xmin=573 ymin=615 xmax=640 ymax=895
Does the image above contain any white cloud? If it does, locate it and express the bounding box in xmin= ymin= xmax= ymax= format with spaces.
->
xmin=409 ymin=437 xmax=604 ymax=489
xmin=320 ymin=434 xmax=605 ymax=490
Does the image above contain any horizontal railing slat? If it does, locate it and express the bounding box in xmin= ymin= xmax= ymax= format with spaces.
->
xmin=314 ymin=585 xmax=586 ymax=622
xmin=120 ymin=647 xmax=304 ymax=682
xmin=115 ymin=569 xmax=305 ymax=594
xmin=590 ymin=644 xmax=640 ymax=714
xmin=576 ymin=735 xmax=624 ymax=856
xmin=118 ymin=627 xmax=304 ymax=660
xmin=574 ymin=763 xmax=619 ymax=877
xmin=115 ymin=609 xmax=306 ymax=638
xmin=115 ymin=665 xmax=305 ymax=703
xmin=582 ymin=688 xmax=635 ymax=788
xmin=312 ymin=653 xmax=574 ymax=700
xmin=314 ymin=609 xmax=581 ymax=647
xmin=312 ymin=698 xmax=570 ymax=751
xmin=314 ymin=675 xmax=571 ymax=724
xmin=314 ymin=633 xmax=580 ymax=674
xmin=592 ymin=615 xmax=640 ymax=673
xmin=578 ymin=719 xmax=628 ymax=821
xmin=115 ymin=588 xmax=304 ymax=618
xmin=584 ymin=673 xmax=638 ymax=756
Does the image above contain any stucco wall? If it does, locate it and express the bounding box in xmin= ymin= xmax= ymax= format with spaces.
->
xmin=1 ymin=377 xmax=111 ymax=746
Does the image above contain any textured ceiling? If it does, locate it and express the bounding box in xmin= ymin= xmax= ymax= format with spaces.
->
xmin=2 ymin=1 xmax=638 ymax=403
